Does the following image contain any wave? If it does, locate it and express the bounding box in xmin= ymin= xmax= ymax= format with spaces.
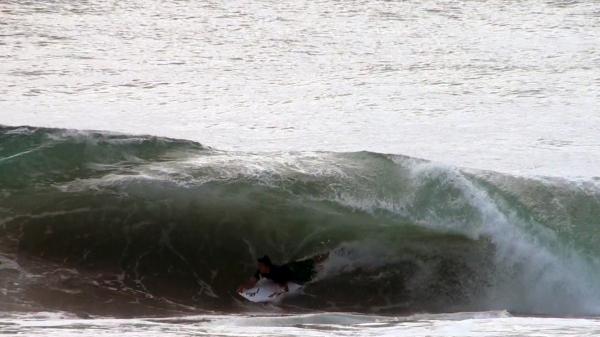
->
xmin=1 ymin=125 xmax=600 ymax=316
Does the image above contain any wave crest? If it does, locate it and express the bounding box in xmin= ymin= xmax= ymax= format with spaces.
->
xmin=1 ymin=125 xmax=600 ymax=316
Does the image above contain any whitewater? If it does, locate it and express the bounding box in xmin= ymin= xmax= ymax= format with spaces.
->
xmin=1 ymin=0 xmax=600 ymax=336
xmin=1 ymin=126 xmax=600 ymax=335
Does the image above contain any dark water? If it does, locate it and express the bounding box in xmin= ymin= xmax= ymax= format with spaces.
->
xmin=1 ymin=125 xmax=600 ymax=317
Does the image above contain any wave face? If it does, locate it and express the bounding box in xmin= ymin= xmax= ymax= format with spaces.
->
xmin=1 ymin=125 xmax=600 ymax=316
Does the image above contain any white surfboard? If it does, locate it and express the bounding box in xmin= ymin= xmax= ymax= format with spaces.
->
xmin=238 ymin=279 xmax=302 ymax=303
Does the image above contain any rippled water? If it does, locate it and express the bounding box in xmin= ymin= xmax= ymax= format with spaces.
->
xmin=1 ymin=0 xmax=599 ymax=176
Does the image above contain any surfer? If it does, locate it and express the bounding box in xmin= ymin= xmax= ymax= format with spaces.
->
xmin=237 ymin=253 xmax=328 ymax=293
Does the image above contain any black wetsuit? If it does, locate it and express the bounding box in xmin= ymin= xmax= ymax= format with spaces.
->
xmin=254 ymin=264 xmax=294 ymax=286
xmin=254 ymin=259 xmax=317 ymax=285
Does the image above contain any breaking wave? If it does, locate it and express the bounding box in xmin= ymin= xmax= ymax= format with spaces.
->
xmin=1 ymin=125 xmax=600 ymax=316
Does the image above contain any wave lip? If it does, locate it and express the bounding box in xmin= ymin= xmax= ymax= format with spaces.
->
xmin=1 ymin=125 xmax=600 ymax=316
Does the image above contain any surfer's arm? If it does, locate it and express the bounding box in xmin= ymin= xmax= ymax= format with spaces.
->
xmin=275 ymin=269 xmax=291 ymax=291
xmin=237 ymin=273 xmax=259 ymax=292
xmin=275 ymin=281 xmax=289 ymax=293
xmin=269 ymin=281 xmax=288 ymax=295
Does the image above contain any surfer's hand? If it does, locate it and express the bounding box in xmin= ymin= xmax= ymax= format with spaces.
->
xmin=237 ymin=285 xmax=245 ymax=293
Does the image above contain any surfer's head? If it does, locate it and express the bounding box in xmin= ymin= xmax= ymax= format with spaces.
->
xmin=257 ymin=255 xmax=272 ymax=273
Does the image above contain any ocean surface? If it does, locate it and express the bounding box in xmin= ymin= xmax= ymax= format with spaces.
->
xmin=1 ymin=0 xmax=600 ymax=336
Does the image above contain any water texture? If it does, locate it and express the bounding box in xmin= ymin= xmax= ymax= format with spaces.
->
xmin=1 ymin=0 xmax=599 ymax=176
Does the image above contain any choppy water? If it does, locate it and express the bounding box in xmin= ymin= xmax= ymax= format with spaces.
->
xmin=1 ymin=0 xmax=599 ymax=177
xmin=2 ymin=311 xmax=600 ymax=337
